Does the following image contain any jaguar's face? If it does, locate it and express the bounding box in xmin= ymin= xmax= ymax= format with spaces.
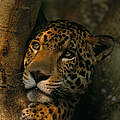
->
xmin=23 ymin=20 xmax=113 ymax=102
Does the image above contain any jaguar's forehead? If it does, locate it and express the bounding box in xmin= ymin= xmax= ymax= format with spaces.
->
xmin=31 ymin=20 xmax=90 ymax=51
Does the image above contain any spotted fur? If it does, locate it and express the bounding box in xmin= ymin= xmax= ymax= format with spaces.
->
xmin=21 ymin=20 xmax=114 ymax=120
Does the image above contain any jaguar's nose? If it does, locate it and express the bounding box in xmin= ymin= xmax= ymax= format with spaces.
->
xmin=30 ymin=71 xmax=50 ymax=84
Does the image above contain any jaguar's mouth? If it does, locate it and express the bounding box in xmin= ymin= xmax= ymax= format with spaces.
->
xmin=25 ymin=85 xmax=37 ymax=93
xmin=30 ymin=71 xmax=50 ymax=84
xmin=24 ymin=71 xmax=61 ymax=99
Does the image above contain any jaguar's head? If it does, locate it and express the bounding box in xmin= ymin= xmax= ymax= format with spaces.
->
xmin=23 ymin=20 xmax=114 ymax=102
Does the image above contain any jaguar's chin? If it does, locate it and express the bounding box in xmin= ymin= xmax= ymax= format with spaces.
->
xmin=26 ymin=88 xmax=53 ymax=103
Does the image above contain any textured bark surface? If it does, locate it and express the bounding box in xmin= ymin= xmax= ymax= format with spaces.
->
xmin=0 ymin=0 xmax=41 ymax=119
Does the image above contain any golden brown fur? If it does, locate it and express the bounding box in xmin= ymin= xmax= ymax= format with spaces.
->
xmin=21 ymin=20 xmax=114 ymax=120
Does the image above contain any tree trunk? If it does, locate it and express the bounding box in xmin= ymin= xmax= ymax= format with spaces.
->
xmin=0 ymin=0 xmax=41 ymax=119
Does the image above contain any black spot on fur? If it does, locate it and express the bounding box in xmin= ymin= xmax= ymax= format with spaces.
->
xmin=62 ymin=34 xmax=66 ymax=37
xmin=71 ymin=86 xmax=75 ymax=89
xmin=70 ymin=34 xmax=74 ymax=39
xmin=86 ymin=73 xmax=89 ymax=81
xmin=39 ymin=108 xmax=42 ymax=111
xmin=44 ymin=35 xmax=47 ymax=42
xmin=79 ymin=48 xmax=82 ymax=53
xmin=79 ymin=61 xmax=84 ymax=68
xmin=67 ymin=80 xmax=72 ymax=85
xmin=54 ymin=28 xmax=57 ymax=31
xmin=78 ymin=55 xmax=83 ymax=60
xmin=40 ymin=112 xmax=44 ymax=114
xmin=32 ymin=109 xmax=37 ymax=113
xmin=62 ymin=109 xmax=66 ymax=119
xmin=55 ymin=38 xmax=58 ymax=42
xmin=75 ymin=78 xmax=81 ymax=86
xmin=26 ymin=110 xmax=28 ymax=113
xmin=81 ymin=40 xmax=84 ymax=46
xmin=47 ymin=31 xmax=52 ymax=34
xmin=65 ymin=36 xmax=68 ymax=41
xmin=87 ymin=53 xmax=90 ymax=57
xmin=37 ymin=115 xmax=39 ymax=117
xmin=58 ymin=107 xmax=61 ymax=113
xmin=51 ymin=33 xmax=55 ymax=36
xmin=70 ymin=74 xmax=77 ymax=80
xmin=80 ymin=70 xmax=85 ymax=76
xmin=49 ymin=109 xmax=53 ymax=114
xmin=63 ymin=30 xmax=66 ymax=33
xmin=86 ymin=60 xmax=91 ymax=66
xmin=83 ymin=32 xmax=87 ymax=38
xmin=53 ymin=114 xmax=57 ymax=120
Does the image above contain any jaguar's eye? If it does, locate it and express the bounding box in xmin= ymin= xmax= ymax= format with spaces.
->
xmin=31 ymin=41 xmax=40 ymax=50
xmin=62 ymin=50 xmax=75 ymax=59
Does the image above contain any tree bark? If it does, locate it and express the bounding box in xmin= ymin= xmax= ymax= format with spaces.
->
xmin=0 ymin=0 xmax=41 ymax=119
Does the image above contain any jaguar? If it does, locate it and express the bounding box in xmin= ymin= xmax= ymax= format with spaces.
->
xmin=21 ymin=19 xmax=114 ymax=120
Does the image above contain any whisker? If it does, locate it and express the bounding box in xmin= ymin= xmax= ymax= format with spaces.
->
xmin=23 ymin=71 xmax=28 ymax=76
xmin=54 ymin=88 xmax=68 ymax=97
xmin=50 ymin=80 xmax=61 ymax=83
xmin=23 ymin=75 xmax=28 ymax=80
xmin=46 ymin=81 xmax=62 ymax=85
xmin=46 ymin=84 xmax=61 ymax=87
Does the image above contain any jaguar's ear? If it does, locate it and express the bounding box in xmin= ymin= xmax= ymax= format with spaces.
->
xmin=30 ymin=7 xmax=48 ymax=40
xmin=89 ymin=35 xmax=114 ymax=63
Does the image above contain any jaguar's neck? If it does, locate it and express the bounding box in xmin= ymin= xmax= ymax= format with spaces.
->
xmin=52 ymin=97 xmax=80 ymax=120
